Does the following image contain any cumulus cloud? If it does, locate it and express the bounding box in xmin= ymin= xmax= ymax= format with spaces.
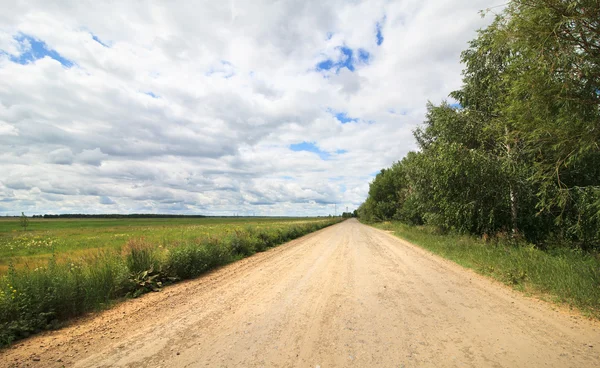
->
xmin=77 ymin=148 xmax=108 ymax=166
xmin=0 ymin=120 xmax=18 ymax=135
xmin=48 ymin=148 xmax=74 ymax=165
xmin=0 ymin=0 xmax=495 ymax=216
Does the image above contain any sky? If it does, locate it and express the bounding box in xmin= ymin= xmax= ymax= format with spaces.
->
xmin=0 ymin=0 xmax=497 ymax=216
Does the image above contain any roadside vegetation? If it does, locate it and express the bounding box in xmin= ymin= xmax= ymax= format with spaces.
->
xmin=0 ymin=217 xmax=327 ymax=272
xmin=375 ymin=222 xmax=600 ymax=317
xmin=0 ymin=217 xmax=342 ymax=346
xmin=359 ymin=1 xmax=600 ymax=314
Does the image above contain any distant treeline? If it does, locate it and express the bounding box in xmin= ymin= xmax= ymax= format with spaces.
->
xmin=31 ymin=214 xmax=208 ymax=219
xmin=359 ymin=0 xmax=600 ymax=250
xmin=24 ymin=214 xmax=336 ymax=219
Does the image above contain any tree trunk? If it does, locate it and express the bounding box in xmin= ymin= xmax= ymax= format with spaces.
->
xmin=505 ymin=126 xmax=518 ymax=235
xmin=509 ymin=184 xmax=518 ymax=235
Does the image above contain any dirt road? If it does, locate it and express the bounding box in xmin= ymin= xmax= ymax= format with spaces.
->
xmin=2 ymin=219 xmax=599 ymax=367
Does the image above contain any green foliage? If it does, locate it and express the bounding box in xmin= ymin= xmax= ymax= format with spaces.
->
xmin=0 ymin=253 xmax=129 ymax=346
xmin=359 ymin=0 xmax=600 ymax=249
xmin=0 ymin=217 xmax=334 ymax=272
xmin=127 ymin=267 xmax=176 ymax=298
xmin=124 ymin=238 xmax=161 ymax=274
xmin=0 ymin=218 xmax=341 ymax=346
xmin=166 ymin=237 xmax=230 ymax=279
xmin=19 ymin=213 xmax=29 ymax=232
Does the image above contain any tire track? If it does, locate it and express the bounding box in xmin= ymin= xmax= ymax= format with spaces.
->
xmin=1 ymin=219 xmax=599 ymax=368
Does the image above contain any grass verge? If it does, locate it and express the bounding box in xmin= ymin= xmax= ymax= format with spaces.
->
xmin=0 ymin=217 xmax=332 ymax=272
xmin=371 ymin=221 xmax=600 ymax=318
xmin=0 ymin=218 xmax=342 ymax=346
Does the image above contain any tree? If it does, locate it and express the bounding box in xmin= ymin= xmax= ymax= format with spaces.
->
xmin=20 ymin=212 xmax=29 ymax=231
xmin=411 ymin=104 xmax=514 ymax=235
xmin=482 ymin=0 xmax=600 ymax=246
xmin=358 ymin=0 xmax=600 ymax=248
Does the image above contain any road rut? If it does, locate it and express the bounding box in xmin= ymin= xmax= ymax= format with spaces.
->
xmin=2 ymin=219 xmax=599 ymax=367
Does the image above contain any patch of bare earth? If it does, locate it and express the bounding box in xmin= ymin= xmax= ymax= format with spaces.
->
xmin=2 ymin=219 xmax=599 ymax=367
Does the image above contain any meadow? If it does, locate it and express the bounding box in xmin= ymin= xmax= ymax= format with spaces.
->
xmin=0 ymin=217 xmax=321 ymax=273
xmin=0 ymin=216 xmax=342 ymax=345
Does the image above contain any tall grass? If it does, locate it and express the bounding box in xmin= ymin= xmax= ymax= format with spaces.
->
xmin=0 ymin=253 xmax=128 ymax=344
xmin=374 ymin=221 xmax=600 ymax=318
xmin=123 ymin=238 xmax=161 ymax=274
xmin=0 ymin=219 xmax=341 ymax=346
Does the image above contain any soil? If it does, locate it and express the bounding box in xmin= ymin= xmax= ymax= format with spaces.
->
xmin=2 ymin=219 xmax=599 ymax=367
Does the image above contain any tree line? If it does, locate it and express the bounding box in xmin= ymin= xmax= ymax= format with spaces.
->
xmin=359 ymin=0 xmax=599 ymax=249
xmin=32 ymin=214 xmax=208 ymax=219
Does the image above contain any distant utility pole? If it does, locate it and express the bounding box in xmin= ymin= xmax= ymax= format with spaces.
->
xmin=334 ymin=204 xmax=337 ymax=217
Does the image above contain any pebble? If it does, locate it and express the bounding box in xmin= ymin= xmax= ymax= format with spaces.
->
xmin=32 ymin=356 xmax=40 ymax=361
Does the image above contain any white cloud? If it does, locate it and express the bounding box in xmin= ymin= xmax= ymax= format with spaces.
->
xmin=48 ymin=148 xmax=74 ymax=165
xmin=0 ymin=0 xmax=495 ymax=216
xmin=77 ymin=148 xmax=108 ymax=166
xmin=0 ymin=120 xmax=18 ymax=135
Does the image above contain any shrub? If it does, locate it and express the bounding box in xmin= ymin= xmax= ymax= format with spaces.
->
xmin=123 ymin=238 xmax=160 ymax=274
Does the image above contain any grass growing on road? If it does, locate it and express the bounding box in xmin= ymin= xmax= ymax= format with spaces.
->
xmin=0 ymin=217 xmax=342 ymax=346
xmin=373 ymin=221 xmax=600 ymax=318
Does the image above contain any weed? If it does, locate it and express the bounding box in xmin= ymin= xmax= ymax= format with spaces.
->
xmin=124 ymin=238 xmax=160 ymax=274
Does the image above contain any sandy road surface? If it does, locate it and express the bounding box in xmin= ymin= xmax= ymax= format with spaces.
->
xmin=2 ymin=219 xmax=599 ymax=367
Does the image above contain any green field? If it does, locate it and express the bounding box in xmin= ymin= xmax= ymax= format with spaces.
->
xmin=0 ymin=217 xmax=327 ymax=273
xmin=0 ymin=216 xmax=342 ymax=345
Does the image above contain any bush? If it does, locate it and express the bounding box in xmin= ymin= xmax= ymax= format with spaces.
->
xmin=124 ymin=238 xmax=161 ymax=274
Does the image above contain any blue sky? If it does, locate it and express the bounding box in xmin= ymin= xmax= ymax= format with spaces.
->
xmin=290 ymin=142 xmax=331 ymax=160
xmin=0 ymin=0 xmax=494 ymax=216
xmin=289 ymin=142 xmax=348 ymax=160
xmin=332 ymin=111 xmax=358 ymax=124
xmin=376 ymin=19 xmax=385 ymax=46
xmin=316 ymin=46 xmax=371 ymax=73
xmin=8 ymin=34 xmax=74 ymax=67
xmin=91 ymin=34 xmax=109 ymax=47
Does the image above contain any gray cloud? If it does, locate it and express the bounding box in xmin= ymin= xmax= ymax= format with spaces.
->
xmin=0 ymin=0 xmax=494 ymax=216
xmin=48 ymin=148 xmax=74 ymax=165
xmin=77 ymin=148 xmax=108 ymax=166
